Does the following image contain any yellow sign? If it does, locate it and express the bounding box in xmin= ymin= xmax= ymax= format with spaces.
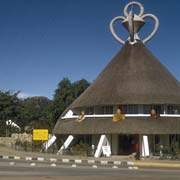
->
xmin=33 ymin=129 xmax=48 ymax=141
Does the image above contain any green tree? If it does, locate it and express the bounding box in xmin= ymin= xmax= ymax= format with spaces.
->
xmin=72 ymin=79 xmax=90 ymax=98
xmin=0 ymin=91 xmax=20 ymax=136
xmin=19 ymin=96 xmax=51 ymax=130
xmin=51 ymin=78 xmax=90 ymax=124
xmin=0 ymin=78 xmax=90 ymax=134
xmin=52 ymin=78 xmax=74 ymax=123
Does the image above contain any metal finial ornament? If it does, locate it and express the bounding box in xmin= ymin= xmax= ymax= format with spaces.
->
xmin=110 ymin=1 xmax=159 ymax=44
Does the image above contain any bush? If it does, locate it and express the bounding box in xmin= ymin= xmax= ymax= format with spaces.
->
xmin=70 ymin=142 xmax=92 ymax=156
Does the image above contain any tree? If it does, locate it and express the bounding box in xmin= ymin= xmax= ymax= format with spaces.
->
xmin=0 ymin=78 xmax=90 ymax=134
xmin=19 ymin=96 xmax=51 ymax=130
xmin=51 ymin=78 xmax=90 ymax=124
xmin=52 ymin=78 xmax=73 ymax=123
xmin=72 ymin=79 xmax=90 ymax=98
xmin=0 ymin=91 xmax=20 ymax=136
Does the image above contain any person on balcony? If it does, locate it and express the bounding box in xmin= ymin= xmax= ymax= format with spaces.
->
xmin=150 ymin=109 xmax=159 ymax=119
xmin=76 ymin=110 xmax=86 ymax=122
xmin=113 ymin=107 xmax=125 ymax=122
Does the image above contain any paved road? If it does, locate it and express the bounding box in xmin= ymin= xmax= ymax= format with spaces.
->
xmin=1 ymin=160 xmax=180 ymax=180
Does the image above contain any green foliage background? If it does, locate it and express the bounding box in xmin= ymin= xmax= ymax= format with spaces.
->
xmin=0 ymin=78 xmax=90 ymax=136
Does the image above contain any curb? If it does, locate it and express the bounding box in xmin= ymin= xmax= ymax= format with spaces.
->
xmin=0 ymin=155 xmax=135 ymax=168
xmin=2 ymin=154 xmax=180 ymax=169
xmin=134 ymin=162 xmax=180 ymax=168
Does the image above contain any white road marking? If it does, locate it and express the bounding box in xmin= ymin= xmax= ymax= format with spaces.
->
xmin=92 ymin=165 xmax=98 ymax=168
xmin=30 ymin=163 xmax=36 ymax=166
xmin=50 ymin=163 xmax=56 ymax=167
xmin=72 ymin=164 xmax=77 ymax=168
xmin=9 ymin=162 xmax=15 ymax=165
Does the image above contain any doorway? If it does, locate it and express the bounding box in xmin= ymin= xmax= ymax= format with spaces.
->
xmin=118 ymin=134 xmax=139 ymax=155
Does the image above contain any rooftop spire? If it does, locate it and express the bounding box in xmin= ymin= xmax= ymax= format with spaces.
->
xmin=110 ymin=1 xmax=159 ymax=45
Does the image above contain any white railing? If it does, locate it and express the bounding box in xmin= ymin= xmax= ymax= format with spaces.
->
xmin=61 ymin=114 xmax=180 ymax=119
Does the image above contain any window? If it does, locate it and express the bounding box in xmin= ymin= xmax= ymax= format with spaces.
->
xmin=94 ymin=106 xmax=103 ymax=114
xmin=152 ymin=105 xmax=162 ymax=114
xmin=120 ymin=105 xmax=127 ymax=114
xmin=85 ymin=107 xmax=94 ymax=115
xmin=127 ymin=105 xmax=138 ymax=114
xmin=102 ymin=106 xmax=113 ymax=114
xmin=143 ymin=105 xmax=152 ymax=114
xmin=94 ymin=106 xmax=113 ymax=114
xmin=167 ymin=105 xmax=174 ymax=114
xmin=143 ymin=105 xmax=164 ymax=114
xmin=167 ymin=105 xmax=180 ymax=114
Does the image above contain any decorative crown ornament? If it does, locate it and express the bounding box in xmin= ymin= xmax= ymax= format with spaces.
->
xmin=110 ymin=1 xmax=159 ymax=44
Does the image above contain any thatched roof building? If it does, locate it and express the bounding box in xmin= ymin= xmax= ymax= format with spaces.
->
xmin=53 ymin=2 xmax=180 ymax=156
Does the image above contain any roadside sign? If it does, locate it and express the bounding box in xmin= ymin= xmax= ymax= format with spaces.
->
xmin=33 ymin=129 xmax=48 ymax=141
xmin=102 ymin=145 xmax=111 ymax=157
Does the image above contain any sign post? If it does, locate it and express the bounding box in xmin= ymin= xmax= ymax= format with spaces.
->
xmin=33 ymin=129 xmax=49 ymax=141
xmin=102 ymin=145 xmax=111 ymax=157
xmin=32 ymin=129 xmax=49 ymax=152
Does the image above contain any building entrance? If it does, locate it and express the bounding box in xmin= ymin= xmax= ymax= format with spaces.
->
xmin=118 ymin=134 xmax=139 ymax=155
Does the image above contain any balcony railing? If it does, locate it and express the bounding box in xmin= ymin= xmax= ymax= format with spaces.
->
xmin=61 ymin=114 xmax=180 ymax=119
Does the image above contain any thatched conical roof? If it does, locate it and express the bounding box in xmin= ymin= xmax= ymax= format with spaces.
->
xmin=69 ymin=41 xmax=180 ymax=109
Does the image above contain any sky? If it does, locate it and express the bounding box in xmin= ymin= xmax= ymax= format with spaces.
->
xmin=0 ymin=0 xmax=180 ymax=99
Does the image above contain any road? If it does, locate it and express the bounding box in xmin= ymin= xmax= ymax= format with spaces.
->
xmin=1 ymin=160 xmax=180 ymax=180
